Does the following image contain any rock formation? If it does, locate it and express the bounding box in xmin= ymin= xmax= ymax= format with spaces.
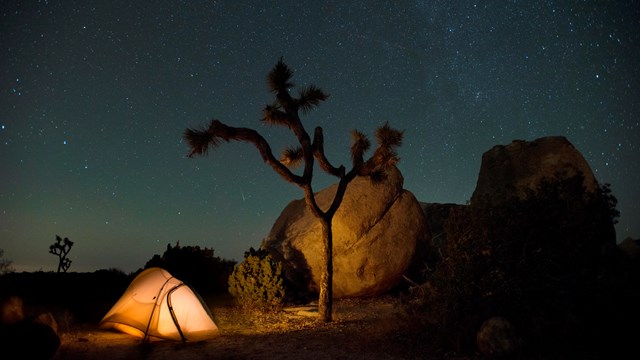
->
xmin=263 ymin=166 xmax=428 ymax=298
xmin=471 ymin=136 xmax=599 ymax=206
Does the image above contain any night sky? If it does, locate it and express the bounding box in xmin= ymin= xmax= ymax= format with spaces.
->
xmin=1 ymin=1 xmax=638 ymax=273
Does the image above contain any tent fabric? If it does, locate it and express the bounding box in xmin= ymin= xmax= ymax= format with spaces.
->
xmin=99 ymin=267 xmax=219 ymax=342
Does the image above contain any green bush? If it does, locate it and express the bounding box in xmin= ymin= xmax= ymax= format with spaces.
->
xmin=228 ymin=248 xmax=285 ymax=311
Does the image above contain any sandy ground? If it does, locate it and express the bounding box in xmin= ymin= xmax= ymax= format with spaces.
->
xmin=52 ymin=296 xmax=449 ymax=360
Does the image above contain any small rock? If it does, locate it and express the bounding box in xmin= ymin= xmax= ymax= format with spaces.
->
xmin=476 ymin=317 xmax=520 ymax=358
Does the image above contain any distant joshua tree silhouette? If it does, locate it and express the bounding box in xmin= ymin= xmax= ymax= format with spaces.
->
xmin=49 ymin=235 xmax=73 ymax=273
xmin=183 ymin=58 xmax=403 ymax=322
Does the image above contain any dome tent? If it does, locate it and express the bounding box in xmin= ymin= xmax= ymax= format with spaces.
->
xmin=99 ymin=267 xmax=219 ymax=342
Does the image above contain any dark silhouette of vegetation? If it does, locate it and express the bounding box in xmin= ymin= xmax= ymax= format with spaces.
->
xmin=184 ymin=58 xmax=402 ymax=322
xmin=0 ymin=248 xmax=14 ymax=275
xmin=0 ymin=270 xmax=130 ymax=324
xmin=144 ymin=242 xmax=236 ymax=295
xmin=228 ymin=247 xmax=285 ymax=312
xmin=49 ymin=235 xmax=73 ymax=273
xmin=403 ymin=174 xmax=635 ymax=358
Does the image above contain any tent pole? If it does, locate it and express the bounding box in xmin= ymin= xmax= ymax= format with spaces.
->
xmin=167 ymin=283 xmax=187 ymax=344
xmin=143 ymin=276 xmax=173 ymax=343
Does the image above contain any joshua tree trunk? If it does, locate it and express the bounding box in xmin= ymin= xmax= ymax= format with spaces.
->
xmin=318 ymin=216 xmax=333 ymax=322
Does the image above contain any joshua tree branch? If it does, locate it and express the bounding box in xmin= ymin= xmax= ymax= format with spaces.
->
xmin=313 ymin=127 xmax=344 ymax=177
xmin=187 ymin=120 xmax=305 ymax=185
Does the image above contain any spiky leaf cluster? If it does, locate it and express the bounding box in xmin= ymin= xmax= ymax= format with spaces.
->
xmin=262 ymin=104 xmax=289 ymax=127
xmin=350 ymin=129 xmax=370 ymax=165
xmin=351 ymin=122 xmax=404 ymax=182
xmin=297 ymin=85 xmax=329 ymax=114
xmin=183 ymin=120 xmax=228 ymax=157
xmin=267 ymin=57 xmax=294 ymax=93
xmin=280 ymin=146 xmax=303 ymax=167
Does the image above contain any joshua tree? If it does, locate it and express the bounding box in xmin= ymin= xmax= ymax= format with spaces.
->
xmin=49 ymin=235 xmax=73 ymax=273
xmin=184 ymin=58 xmax=403 ymax=322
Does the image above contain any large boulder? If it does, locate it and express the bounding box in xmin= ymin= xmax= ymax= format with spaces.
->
xmin=471 ymin=136 xmax=599 ymax=206
xmin=263 ymin=166 xmax=428 ymax=298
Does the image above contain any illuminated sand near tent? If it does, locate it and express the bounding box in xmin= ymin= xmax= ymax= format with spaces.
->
xmin=53 ymin=297 xmax=436 ymax=360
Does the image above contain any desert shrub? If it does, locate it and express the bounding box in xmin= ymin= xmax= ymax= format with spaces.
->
xmin=0 ymin=249 xmax=14 ymax=275
xmin=402 ymin=206 xmax=486 ymax=352
xmin=144 ymin=242 xmax=236 ymax=295
xmin=405 ymin=173 xmax=621 ymax=357
xmin=228 ymin=248 xmax=285 ymax=312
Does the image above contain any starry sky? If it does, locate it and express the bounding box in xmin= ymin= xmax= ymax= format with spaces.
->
xmin=1 ymin=1 xmax=638 ymax=273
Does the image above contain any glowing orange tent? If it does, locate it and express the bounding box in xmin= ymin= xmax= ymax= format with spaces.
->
xmin=99 ymin=267 xmax=219 ymax=342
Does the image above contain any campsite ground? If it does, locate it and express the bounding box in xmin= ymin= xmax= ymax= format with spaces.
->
xmin=52 ymin=295 xmax=473 ymax=360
